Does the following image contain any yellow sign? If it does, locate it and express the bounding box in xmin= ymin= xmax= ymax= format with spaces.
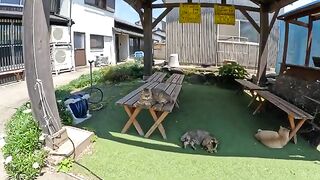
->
xmin=214 ymin=4 xmax=235 ymax=25
xmin=179 ymin=4 xmax=201 ymax=23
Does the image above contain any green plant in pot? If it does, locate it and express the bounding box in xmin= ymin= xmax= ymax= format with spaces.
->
xmin=218 ymin=62 xmax=248 ymax=84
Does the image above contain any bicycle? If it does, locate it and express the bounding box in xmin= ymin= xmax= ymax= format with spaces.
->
xmin=87 ymin=60 xmax=104 ymax=110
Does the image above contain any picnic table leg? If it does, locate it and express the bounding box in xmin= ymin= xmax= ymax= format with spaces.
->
xmin=248 ymin=90 xmax=257 ymax=107
xmin=236 ymin=86 xmax=244 ymax=94
xmin=121 ymin=106 xmax=144 ymax=136
xmin=253 ymin=96 xmax=263 ymax=115
xmin=145 ymin=111 xmax=169 ymax=139
xmin=288 ymin=115 xmax=306 ymax=144
xmin=149 ymin=109 xmax=167 ymax=139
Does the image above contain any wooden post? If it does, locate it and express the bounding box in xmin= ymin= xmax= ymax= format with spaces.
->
xmin=257 ymin=4 xmax=269 ymax=85
xmin=23 ymin=0 xmax=62 ymax=135
xmin=143 ymin=1 xmax=153 ymax=79
xmin=280 ymin=22 xmax=289 ymax=73
xmin=305 ymin=16 xmax=313 ymax=67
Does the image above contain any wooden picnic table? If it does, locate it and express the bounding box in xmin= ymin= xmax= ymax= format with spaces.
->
xmin=116 ymin=80 xmax=182 ymax=139
xmin=235 ymin=79 xmax=268 ymax=107
xmin=252 ymin=90 xmax=314 ymax=144
xmin=145 ymin=72 xmax=167 ymax=83
xmin=235 ymin=79 xmax=314 ymax=144
xmin=166 ymin=73 xmax=185 ymax=84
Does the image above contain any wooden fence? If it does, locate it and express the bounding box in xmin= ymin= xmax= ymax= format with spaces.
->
xmin=217 ymin=40 xmax=260 ymax=68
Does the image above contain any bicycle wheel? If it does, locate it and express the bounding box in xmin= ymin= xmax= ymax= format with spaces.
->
xmin=89 ymin=87 xmax=103 ymax=104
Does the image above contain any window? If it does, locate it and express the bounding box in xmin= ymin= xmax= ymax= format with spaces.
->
xmin=0 ymin=0 xmax=23 ymax=5
xmin=74 ymin=32 xmax=85 ymax=49
xmin=90 ymin=35 xmax=104 ymax=49
xmin=240 ymin=21 xmax=259 ymax=43
xmin=85 ymin=0 xmax=114 ymax=11
xmin=106 ymin=0 xmax=115 ymax=12
xmin=218 ymin=20 xmax=259 ymax=43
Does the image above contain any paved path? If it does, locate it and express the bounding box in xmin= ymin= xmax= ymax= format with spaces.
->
xmin=0 ymin=68 xmax=89 ymax=180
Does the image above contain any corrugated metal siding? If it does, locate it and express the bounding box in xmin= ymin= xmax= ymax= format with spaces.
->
xmin=166 ymin=0 xmax=280 ymax=69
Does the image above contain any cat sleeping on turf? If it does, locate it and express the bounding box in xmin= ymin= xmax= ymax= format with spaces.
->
xmin=136 ymin=88 xmax=175 ymax=108
xmin=255 ymin=126 xmax=290 ymax=148
xmin=181 ymin=130 xmax=219 ymax=153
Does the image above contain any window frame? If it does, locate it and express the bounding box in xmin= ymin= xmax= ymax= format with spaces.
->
xmin=0 ymin=0 xmax=24 ymax=6
xmin=84 ymin=0 xmax=115 ymax=12
xmin=217 ymin=19 xmax=259 ymax=44
xmin=90 ymin=34 xmax=105 ymax=49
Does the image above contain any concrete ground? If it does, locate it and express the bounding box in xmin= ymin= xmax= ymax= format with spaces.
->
xmin=0 ymin=67 xmax=90 ymax=180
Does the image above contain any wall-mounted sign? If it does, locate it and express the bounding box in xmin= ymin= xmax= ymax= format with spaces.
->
xmin=214 ymin=4 xmax=235 ymax=25
xmin=179 ymin=3 xmax=201 ymax=23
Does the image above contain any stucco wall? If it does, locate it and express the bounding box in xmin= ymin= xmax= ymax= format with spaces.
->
xmin=60 ymin=0 xmax=116 ymax=65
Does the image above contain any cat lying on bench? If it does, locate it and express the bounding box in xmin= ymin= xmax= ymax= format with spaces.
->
xmin=255 ymin=126 xmax=290 ymax=148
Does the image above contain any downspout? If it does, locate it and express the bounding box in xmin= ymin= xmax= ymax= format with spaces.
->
xmin=69 ymin=0 xmax=74 ymax=70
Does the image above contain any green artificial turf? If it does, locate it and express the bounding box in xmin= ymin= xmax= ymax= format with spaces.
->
xmin=71 ymin=81 xmax=320 ymax=179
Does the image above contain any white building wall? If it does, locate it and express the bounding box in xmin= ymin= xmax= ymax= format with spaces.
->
xmin=60 ymin=0 xmax=116 ymax=65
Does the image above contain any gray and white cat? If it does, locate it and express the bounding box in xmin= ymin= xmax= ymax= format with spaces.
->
xmin=136 ymin=88 xmax=174 ymax=108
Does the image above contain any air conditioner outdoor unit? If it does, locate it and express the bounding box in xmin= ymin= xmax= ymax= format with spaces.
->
xmin=51 ymin=45 xmax=73 ymax=75
xmin=50 ymin=25 xmax=70 ymax=44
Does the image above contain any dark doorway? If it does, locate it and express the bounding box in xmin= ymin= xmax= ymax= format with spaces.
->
xmin=115 ymin=34 xmax=120 ymax=63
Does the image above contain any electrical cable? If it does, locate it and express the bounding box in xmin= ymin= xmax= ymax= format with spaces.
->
xmin=32 ymin=1 xmax=60 ymax=136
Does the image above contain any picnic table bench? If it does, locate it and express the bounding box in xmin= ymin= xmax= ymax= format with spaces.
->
xmin=116 ymin=80 xmax=183 ymax=139
xmin=235 ymin=79 xmax=314 ymax=144
xmin=235 ymin=79 xmax=268 ymax=107
xmin=253 ymin=90 xmax=314 ymax=143
xmin=145 ymin=72 xmax=167 ymax=83
xmin=166 ymin=73 xmax=185 ymax=84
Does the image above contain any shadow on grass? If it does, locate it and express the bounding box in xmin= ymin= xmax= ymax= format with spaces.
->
xmin=71 ymin=81 xmax=319 ymax=162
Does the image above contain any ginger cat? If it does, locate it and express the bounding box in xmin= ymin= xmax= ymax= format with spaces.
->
xmin=255 ymin=126 xmax=290 ymax=148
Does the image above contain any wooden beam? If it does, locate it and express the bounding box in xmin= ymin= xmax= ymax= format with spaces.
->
xmin=23 ymin=0 xmax=62 ymax=135
xmin=268 ymin=0 xmax=297 ymax=12
xmin=280 ymin=22 xmax=289 ymax=74
xmin=311 ymin=13 xmax=320 ymax=21
xmin=268 ymin=9 xmax=280 ymax=35
xmin=288 ymin=19 xmax=308 ymax=28
xmin=239 ymin=8 xmax=260 ymax=33
xmin=152 ymin=3 xmax=260 ymax=12
xmin=152 ymin=7 xmax=173 ymax=29
xmin=278 ymin=3 xmax=320 ymax=20
xmin=250 ymin=0 xmax=260 ymax=6
xmin=305 ymin=16 xmax=313 ymax=67
xmin=123 ymin=0 xmax=144 ymax=25
xmin=143 ymin=1 xmax=153 ymax=79
xmin=257 ymin=4 xmax=269 ymax=85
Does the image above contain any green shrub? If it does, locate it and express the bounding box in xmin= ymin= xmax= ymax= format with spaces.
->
xmin=67 ymin=70 xmax=104 ymax=90
xmin=2 ymin=105 xmax=46 ymax=179
xmin=102 ymin=62 xmax=143 ymax=83
xmin=57 ymin=100 xmax=73 ymax=126
xmin=57 ymin=158 xmax=74 ymax=173
xmin=218 ymin=62 xmax=248 ymax=80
